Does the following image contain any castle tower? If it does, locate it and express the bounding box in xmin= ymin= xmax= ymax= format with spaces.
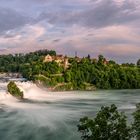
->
xmin=64 ymin=56 xmax=69 ymax=70
xmin=75 ymin=51 xmax=78 ymax=58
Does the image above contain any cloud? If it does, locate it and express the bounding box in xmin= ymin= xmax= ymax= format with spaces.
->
xmin=79 ymin=0 xmax=138 ymax=28
xmin=0 ymin=0 xmax=140 ymax=63
xmin=0 ymin=24 xmax=46 ymax=54
xmin=0 ymin=7 xmax=31 ymax=33
xmin=1 ymin=0 xmax=139 ymax=29
xmin=36 ymin=0 xmax=140 ymax=29
xmin=0 ymin=0 xmax=139 ymax=31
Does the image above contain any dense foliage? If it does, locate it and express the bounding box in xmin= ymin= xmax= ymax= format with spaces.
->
xmin=132 ymin=103 xmax=140 ymax=139
xmin=78 ymin=104 xmax=132 ymax=140
xmin=7 ymin=81 xmax=23 ymax=99
xmin=78 ymin=104 xmax=140 ymax=140
xmin=65 ymin=56 xmax=140 ymax=89
xmin=0 ymin=50 xmax=140 ymax=90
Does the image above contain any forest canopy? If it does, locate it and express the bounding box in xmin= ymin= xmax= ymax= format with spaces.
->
xmin=0 ymin=50 xmax=140 ymax=90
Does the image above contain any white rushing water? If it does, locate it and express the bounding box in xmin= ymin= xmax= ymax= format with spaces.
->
xmin=0 ymin=81 xmax=140 ymax=140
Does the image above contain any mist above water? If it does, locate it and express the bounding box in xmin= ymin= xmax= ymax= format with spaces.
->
xmin=0 ymin=81 xmax=140 ymax=140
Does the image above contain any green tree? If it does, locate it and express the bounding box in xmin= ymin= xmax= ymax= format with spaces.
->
xmin=78 ymin=104 xmax=132 ymax=140
xmin=98 ymin=55 xmax=104 ymax=65
xmin=64 ymin=70 xmax=72 ymax=82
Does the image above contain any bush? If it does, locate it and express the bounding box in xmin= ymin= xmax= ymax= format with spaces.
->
xmin=7 ymin=81 xmax=24 ymax=99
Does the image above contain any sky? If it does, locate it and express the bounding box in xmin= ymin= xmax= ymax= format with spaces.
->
xmin=0 ymin=0 xmax=140 ymax=63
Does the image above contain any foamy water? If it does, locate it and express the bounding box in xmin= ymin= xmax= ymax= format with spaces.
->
xmin=0 ymin=81 xmax=140 ymax=140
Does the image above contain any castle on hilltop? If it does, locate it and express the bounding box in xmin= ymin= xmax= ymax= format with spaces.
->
xmin=44 ymin=54 xmax=109 ymax=69
xmin=44 ymin=54 xmax=69 ymax=69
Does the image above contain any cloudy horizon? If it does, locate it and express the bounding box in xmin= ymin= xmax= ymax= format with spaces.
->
xmin=0 ymin=0 xmax=140 ymax=63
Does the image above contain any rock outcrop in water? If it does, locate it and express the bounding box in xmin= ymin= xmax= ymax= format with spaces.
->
xmin=7 ymin=81 xmax=24 ymax=99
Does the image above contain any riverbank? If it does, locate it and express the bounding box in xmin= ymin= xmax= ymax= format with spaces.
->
xmin=35 ymin=80 xmax=96 ymax=92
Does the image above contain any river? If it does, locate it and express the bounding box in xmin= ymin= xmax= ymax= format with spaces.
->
xmin=0 ymin=82 xmax=140 ymax=140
